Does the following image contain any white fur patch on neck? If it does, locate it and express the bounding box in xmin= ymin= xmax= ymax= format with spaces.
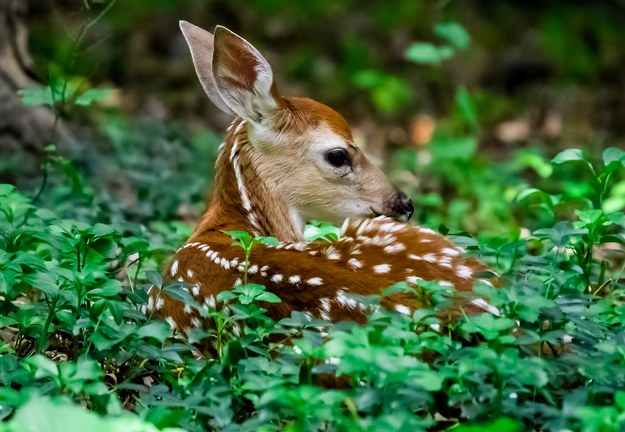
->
xmin=229 ymin=130 xmax=261 ymax=235
xmin=289 ymin=208 xmax=304 ymax=236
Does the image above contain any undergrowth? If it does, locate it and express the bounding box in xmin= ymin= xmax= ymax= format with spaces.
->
xmin=1 ymin=148 xmax=625 ymax=432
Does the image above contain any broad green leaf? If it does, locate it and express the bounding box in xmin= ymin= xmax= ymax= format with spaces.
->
xmin=551 ymin=148 xmax=595 ymax=175
xmin=21 ymin=273 xmax=58 ymax=295
xmin=551 ymin=148 xmax=587 ymax=164
xmin=405 ymin=42 xmax=455 ymax=64
xmin=17 ymin=87 xmax=55 ymax=106
xmin=602 ymin=147 xmax=625 ymax=167
xmin=136 ymin=321 xmax=171 ymax=342
xmin=146 ymin=271 xmax=163 ymax=289
xmin=434 ymin=21 xmax=471 ymax=50
xmin=0 ymin=184 xmax=15 ymax=196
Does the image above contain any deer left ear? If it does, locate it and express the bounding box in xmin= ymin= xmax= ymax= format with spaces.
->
xmin=211 ymin=25 xmax=282 ymax=123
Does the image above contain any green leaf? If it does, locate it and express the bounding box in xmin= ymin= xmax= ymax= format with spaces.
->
xmin=574 ymin=209 xmax=604 ymax=229
xmin=24 ymin=355 xmax=58 ymax=379
xmin=455 ymin=86 xmax=478 ymax=128
xmin=256 ymin=236 xmax=279 ymax=247
xmin=146 ymin=271 xmax=163 ymax=289
xmin=0 ymin=184 xmax=15 ymax=196
xmin=136 ymin=321 xmax=171 ymax=342
xmin=551 ymin=148 xmax=595 ymax=175
xmin=434 ymin=22 xmax=471 ymax=50
xmin=17 ymin=87 xmax=55 ymax=106
xmin=405 ymin=43 xmax=455 ymax=64
xmin=602 ymin=147 xmax=625 ymax=167
xmin=21 ymin=273 xmax=59 ymax=296
xmin=255 ymin=290 xmax=282 ymax=304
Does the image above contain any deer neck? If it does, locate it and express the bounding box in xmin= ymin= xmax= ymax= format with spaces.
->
xmin=194 ymin=119 xmax=304 ymax=243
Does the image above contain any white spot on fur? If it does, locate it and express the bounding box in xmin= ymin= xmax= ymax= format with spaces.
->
xmin=271 ymin=274 xmax=283 ymax=283
xmin=234 ymin=278 xmax=242 ymax=286
xmin=384 ymin=243 xmax=406 ymax=254
xmin=187 ymin=269 xmax=194 ymax=279
xmin=165 ymin=316 xmax=177 ymax=330
xmin=442 ymin=247 xmax=460 ymax=256
xmin=293 ymin=242 xmax=307 ymax=252
xmin=408 ymin=254 xmax=422 ymax=260
xmin=156 ymin=297 xmax=164 ymax=310
xmin=248 ymin=264 xmax=258 ymax=274
xmin=457 ymin=265 xmax=473 ymax=280
xmin=147 ymin=296 xmax=154 ymax=312
xmin=170 ymin=260 xmax=179 ymax=276
xmin=439 ymin=256 xmax=453 ymax=268
xmin=325 ymin=246 xmax=340 ymax=260
xmin=319 ymin=310 xmax=331 ymax=321
xmin=320 ymin=298 xmax=332 ymax=312
xmin=183 ymin=304 xmax=192 ymax=314
xmin=307 ymin=277 xmax=323 ymax=286
xmin=205 ymin=295 xmax=216 ymax=309
xmin=394 ymin=304 xmax=411 ymax=315
xmin=336 ymin=289 xmax=358 ymax=310
xmin=347 ymin=258 xmax=363 ymax=269
xmin=340 ymin=218 xmax=350 ymax=235
xmin=192 ymin=284 xmax=201 ymax=296
xmin=405 ymin=276 xmax=418 ymax=284
xmin=191 ymin=317 xmax=202 ymax=328
xmin=373 ymin=264 xmax=391 ymax=274
xmin=289 ymin=275 xmax=301 ymax=284
xmin=470 ymin=298 xmax=500 ymax=316
xmin=423 ymin=253 xmax=437 ymax=263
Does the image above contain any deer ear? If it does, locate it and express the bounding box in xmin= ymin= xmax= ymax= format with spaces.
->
xmin=211 ymin=25 xmax=282 ymax=123
xmin=179 ymin=21 xmax=234 ymax=115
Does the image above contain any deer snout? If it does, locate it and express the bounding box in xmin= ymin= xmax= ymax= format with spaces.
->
xmin=389 ymin=191 xmax=414 ymax=222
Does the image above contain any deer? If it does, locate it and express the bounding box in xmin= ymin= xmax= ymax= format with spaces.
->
xmin=147 ymin=21 xmax=497 ymax=338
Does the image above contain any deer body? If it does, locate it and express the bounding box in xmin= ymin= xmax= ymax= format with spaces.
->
xmin=149 ymin=22 xmax=492 ymax=334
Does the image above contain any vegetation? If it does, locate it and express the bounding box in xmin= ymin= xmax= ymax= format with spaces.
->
xmin=2 ymin=1 xmax=625 ymax=431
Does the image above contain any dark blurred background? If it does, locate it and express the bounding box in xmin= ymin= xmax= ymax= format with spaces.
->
xmin=2 ymin=0 xmax=625 ymax=237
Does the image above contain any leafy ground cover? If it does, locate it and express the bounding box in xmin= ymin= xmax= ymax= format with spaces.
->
xmin=1 ymin=146 xmax=624 ymax=431
xmin=2 ymin=3 xmax=625 ymax=430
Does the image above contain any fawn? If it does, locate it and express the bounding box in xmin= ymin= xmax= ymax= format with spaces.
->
xmin=148 ymin=21 xmax=495 ymax=334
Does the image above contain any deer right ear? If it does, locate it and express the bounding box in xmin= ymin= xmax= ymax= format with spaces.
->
xmin=179 ymin=21 xmax=234 ymax=115
xmin=210 ymin=25 xmax=282 ymax=124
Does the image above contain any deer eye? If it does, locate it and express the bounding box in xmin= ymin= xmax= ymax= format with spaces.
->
xmin=325 ymin=148 xmax=351 ymax=168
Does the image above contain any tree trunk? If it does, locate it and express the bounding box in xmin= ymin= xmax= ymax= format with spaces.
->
xmin=0 ymin=0 xmax=72 ymax=185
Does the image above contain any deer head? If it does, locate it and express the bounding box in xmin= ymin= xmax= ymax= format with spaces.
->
xmin=179 ymin=22 xmax=413 ymax=241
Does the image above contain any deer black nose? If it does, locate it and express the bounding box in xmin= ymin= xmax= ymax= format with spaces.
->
xmin=393 ymin=191 xmax=414 ymax=221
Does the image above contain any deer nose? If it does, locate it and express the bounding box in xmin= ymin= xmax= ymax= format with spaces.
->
xmin=397 ymin=192 xmax=414 ymax=220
